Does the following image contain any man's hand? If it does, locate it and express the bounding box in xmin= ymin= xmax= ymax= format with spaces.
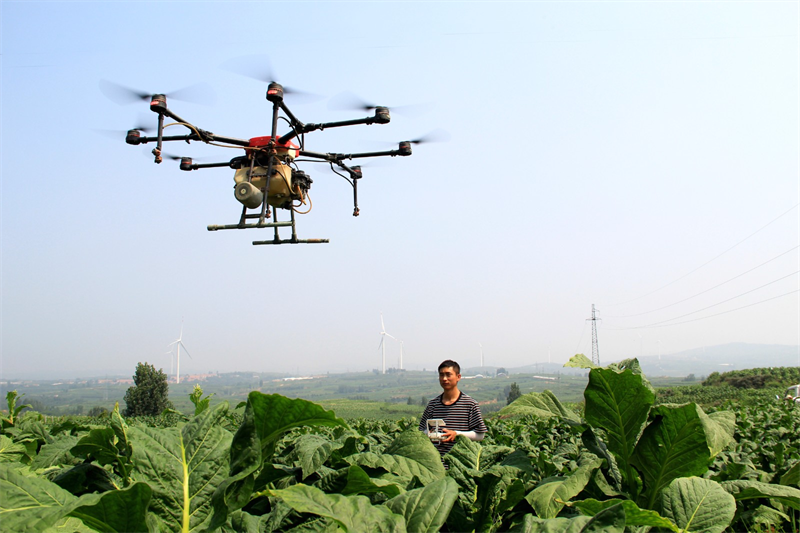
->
xmin=441 ymin=428 xmax=458 ymax=442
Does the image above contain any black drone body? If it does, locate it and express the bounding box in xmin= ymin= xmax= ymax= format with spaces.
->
xmin=124 ymin=81 xmax=412 ymax=245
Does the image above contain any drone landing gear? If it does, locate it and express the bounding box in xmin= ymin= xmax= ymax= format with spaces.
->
xmin=207 ymin=206 xmax=329 ymax=245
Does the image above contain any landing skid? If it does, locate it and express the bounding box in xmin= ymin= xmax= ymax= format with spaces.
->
xmin=207 ymin=206 xmax=329 ymax=246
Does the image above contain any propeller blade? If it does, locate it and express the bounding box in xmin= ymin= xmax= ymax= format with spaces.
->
xmin=328 ymin=91 xmax=377 ymax=112
xmin=99 ymin=79 xmax=151 ymax=104
xmin=406 ymin=129 xmax=450 ymax=145
xmin=99 ymin=79 xmax=215 ymax=106
xmin=328 ymin=92 xmax=429 ymax=116
xmin=221 ymin=55 xmax=321 ymax=101
xmin=93 ymin=114 xmax=155 ymax=140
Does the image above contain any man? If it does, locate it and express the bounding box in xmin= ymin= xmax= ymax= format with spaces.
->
xmin=419 ymin=360 xmax=488 ymax=457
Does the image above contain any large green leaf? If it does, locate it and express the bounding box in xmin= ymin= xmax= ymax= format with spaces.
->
xmin=235 ymin=393 xmax=349 ymax=473
xmin=659 ymin=477 xmax=735 ymax=533
xmin=444 ymin=436 xmax=527 ymax=532
xmin=71 ymin=425 xmax=132 ymax=485
xmin=110 ymin=403 xmax=131 ymax=459
xmin=497 ymin=390 xmax=581 ymax=422
xmin=525 ymin=457 xmax=603 ymax=519
xmin=52 ymin=463 xmax=118 ymax=495
xmin=445 ymin=435 xmax=514 ymax=474
xmin=699 ymin=410 xmax=735 ymax=456
xmin=721 ymin=479 xmax=800 ymax=510
xmin=210 ymin=394 xmax=350 ymax=529
xmin=508 ymin=514 xmax=593 ymax=532
xmin=631 ymin=403 xmax=711 ymax=508
xmin=347 ymin=428 xmax=444 ymax=485
xmin=472 ymin=466 xmax=527 ymax=532
xmin=780 ymin=461 xmax=800 ymax=486
xmin=385 ymin=477 xmax=458 ymax=533
xmin=270 ymin=483 xmax=405 ymax=532
xmin=68 ymin=482 xmax=153 ymax=533
xmin=0 ymin=435 xmax=31 ymax=464
xmin=0 ymin=464 xmax=151 ymax=532
xmin=563 ymin=353 xmax=596 ymax=369
xmin=583 ymin=367 xmax=654 ymax=495
xmin=291 ymin=434 xmax=344 ymax=481
xmin=32 ymin=435 xmax=79 ymax=469
xmin=571 ymin=498 xmax=679 ymax=531
xmin=0 ymin=464 xmax=80 ymax=532
xmin=341 ymin=464 xmax=403 ymax=498
xmin=129 ymin=402 xmax=232 ymax=532
xmin=507 ymin=504 xmax=626 ymax=532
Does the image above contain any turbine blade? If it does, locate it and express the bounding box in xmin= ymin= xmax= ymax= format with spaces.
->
xmin=180 ymin=342 xmax=192 ymax=359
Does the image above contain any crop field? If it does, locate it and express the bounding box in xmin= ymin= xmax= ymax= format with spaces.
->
xmin=1 ymin=361 xmax=798 ymax=532
xmin=0 ymin=369 xmax=677 ymax=419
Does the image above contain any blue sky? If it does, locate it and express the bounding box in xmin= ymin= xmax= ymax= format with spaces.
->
xmin=2 ymin=1 xmax=798 ymax=379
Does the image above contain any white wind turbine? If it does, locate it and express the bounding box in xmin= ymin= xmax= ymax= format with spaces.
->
xmin=398 ymin=340 xmax=404 ymax=370
xmin=479 ymin=342 xmax=484 ymax=369
xmin=378 ymin=313 xmax=396 ymax=374
xmin=168 ymin=321 xmax=192 ymax=384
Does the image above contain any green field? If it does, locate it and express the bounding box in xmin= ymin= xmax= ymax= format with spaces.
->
xmin=2 ymin=364 xmax=797 ymax=532
xmin=0 ymin=367 xmax=750 ymax=422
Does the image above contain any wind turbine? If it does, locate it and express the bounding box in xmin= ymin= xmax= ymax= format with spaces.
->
xmin=168 ymin=320 xmax=192 ymax=384
xmin=399 ymin=340 xmax=404 ymax=370
xmin=378 ymin=313 xmax=396 ymax=374
xmin=479 ymin=342 xmax=484 ymax=369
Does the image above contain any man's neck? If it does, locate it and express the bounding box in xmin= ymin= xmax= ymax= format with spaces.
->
xmin=442 ymin=387 xmax=460 ymax=404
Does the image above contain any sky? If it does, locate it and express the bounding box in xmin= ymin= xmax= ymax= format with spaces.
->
xmin=1 ymin=1 xmax=798 ymax=380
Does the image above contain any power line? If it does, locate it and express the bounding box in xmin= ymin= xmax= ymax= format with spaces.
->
xmin=606 ymin=202 xmax=799 ymax=307
xmin=608 ymin=270 xmax=799 ymax=330
xmin=604 ymin=245 xmax=800 ymax=318
xmin=637 ymin=289 xmax=799 ymax=329
xmin=573 ymin=320 xmax=588 ymax=355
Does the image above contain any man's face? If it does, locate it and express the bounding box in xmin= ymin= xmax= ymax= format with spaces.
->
xmin=438 ymin=367 xmax=461 ymax=391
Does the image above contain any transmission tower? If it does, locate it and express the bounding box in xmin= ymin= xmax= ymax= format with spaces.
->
xmin=588 ymin=304 xmax=601 ymax=366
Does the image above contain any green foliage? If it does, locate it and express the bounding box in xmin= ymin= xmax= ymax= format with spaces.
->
xmin=497 ymin=389 xmax=580 ymax=422
xmin=0 ymin=363 xmax=797 ymax=532
xmin=123 ymin=362 xmax=173 ymax=417
xmin=703 ymin=366 xmax=800 ymax=389
xmin=506 ymin=382 xmax=522 ymax=405
xmin=563 ymin=353 xmax=596 ymax=369
xmin=1 ymin=390 xmax=32 ymax=431
xmin=189 ymin=384 xmax=214 ymax=416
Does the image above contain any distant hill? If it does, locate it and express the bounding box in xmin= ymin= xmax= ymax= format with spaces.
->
xmin=482 ymin=343 xmax=798 ymax=379
xmin=612 ymin=343 xmax=798 ymax=378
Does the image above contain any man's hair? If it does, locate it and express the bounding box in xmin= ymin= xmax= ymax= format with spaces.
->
xmin=438 ymin=360 xmax=461 ymax=374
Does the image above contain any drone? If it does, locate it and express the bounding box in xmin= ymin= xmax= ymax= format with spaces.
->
xmin=117 ymin=80 xmax=421 ymax=245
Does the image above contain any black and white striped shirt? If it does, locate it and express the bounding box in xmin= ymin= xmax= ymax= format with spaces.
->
xmin=418 ymin=392 xmax=488 ymax=456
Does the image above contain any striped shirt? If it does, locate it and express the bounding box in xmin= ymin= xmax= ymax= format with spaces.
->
xmin=418 ymin=392 xmax=488 ymax=456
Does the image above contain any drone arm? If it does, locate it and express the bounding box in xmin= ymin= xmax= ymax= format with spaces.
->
xmin=297 ymin=150 xmax=335 ymax=161
xmin=278 ymin=112 xmax=391 ymax=144
xmin=345 ymin=148 xmax=411 ymax=158
xmin=127 ymin=133 xmax=250 ymax=147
